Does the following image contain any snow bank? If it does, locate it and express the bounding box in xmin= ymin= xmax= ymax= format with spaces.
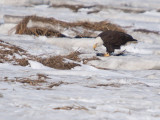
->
xmin=42 ymin=37 xmax=99 ymax=53
xmin=1 ymin=34 xmax=159 ymax=71
xmin=88 ymin=55 xmax=160 ymax=70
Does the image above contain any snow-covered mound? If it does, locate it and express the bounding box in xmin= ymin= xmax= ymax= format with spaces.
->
xmin=89 ymin=55 xmax=160 ymax=70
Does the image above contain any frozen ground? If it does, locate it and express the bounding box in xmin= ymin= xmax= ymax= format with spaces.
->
xmin=0 ymin=0 xmax=160 ymax=120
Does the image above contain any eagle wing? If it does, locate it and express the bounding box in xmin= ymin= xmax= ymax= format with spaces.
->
xmin=99 ymin=30 xmax=133 ymax=45
xmin=98 ymin=30 xmax=134 ymax=53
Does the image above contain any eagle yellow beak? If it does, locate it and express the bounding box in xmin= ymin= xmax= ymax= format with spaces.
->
xmin=93 ymin=43 xmax=97 ymax=51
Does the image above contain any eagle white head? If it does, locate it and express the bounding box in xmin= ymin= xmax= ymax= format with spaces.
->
xmin=93 ymin=37 xmax=104 ymax=51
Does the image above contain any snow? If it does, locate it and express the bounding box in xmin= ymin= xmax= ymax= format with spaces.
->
xmin=28 ymin=60 xmax=53 ymax=70
xmin=0 ymin=0 xmax=160 ymax=120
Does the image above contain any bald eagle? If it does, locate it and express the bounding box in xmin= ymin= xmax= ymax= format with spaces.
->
xmin=93 ymin=30 xmax=137 ymax=56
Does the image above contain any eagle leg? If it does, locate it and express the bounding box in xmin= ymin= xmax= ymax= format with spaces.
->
xmin=104 ymin=52 xmax=110 ymax=57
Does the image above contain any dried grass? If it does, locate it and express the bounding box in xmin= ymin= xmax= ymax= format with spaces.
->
xmin=97 ymin=83 xmax=120 ymax=87
xmin=65 ymin=51 xmax=81 ymax=61
xmin=15 ymin=16 xmax=65 ymax=37
xmin=0 ymin=40 xmax=30 ymax=66
xmin=0 ymin=39 xmax=85 ymax=70
xmin=51 ymin=4 xmax=96 ymax=12
xmin=51 ymin=4 xmax=145 ymax=14
xmin=82 ymin=56 xmax=100 ymax=64
xmin=37 ymin=56 xmax=79 ymax=70
xmin=52 ymin=4 xmax=84 ymax=12
xmin=37 ymin=73 xmax=50 ymax=80
xmin=133 ymin=29 xmax=160 ymax=35
xmin=0 ymin=93 xmax=3 ymax=98
xmin=0 ymin=39 xmax=101 ymax=70
xmin=157 ymin=9 xmax=160 ymax=12
xmin=15 ymin=16 xmax=125 ymax=38
xmin=48 ymin=81 xmax=69 ymax=88
xmin=107 ymin=7 xmax=145 ymax=13
xmin=120 ymin=8 xmax=145 ymax=13
xmin=0 ymin=40 xmax=82 ymax=69
xmin=16 ymin=59 xmax=29 ymax=66
xmin=37 ymin=52 xmax=81 ymax=70
xmin=53 ymin=105 xmax=88 ymax=111
xmin=37 ymin=52 xmax=102 ymax=70
xmin=16 ymin=78 xmax=46 ymax=86
xmin=0 ymin=40 xmax=25 ymax=53
xmin=72 ymin=21 xmax=124 ymax=32
xmin=87 ymin=10 xmax=100 ymax=14
xmin=4 ymin=75 xmax=47 ymax=86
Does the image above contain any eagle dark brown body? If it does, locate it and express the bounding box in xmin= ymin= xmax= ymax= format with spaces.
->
xmin=98 ymin=30 xmax=137 ymax=54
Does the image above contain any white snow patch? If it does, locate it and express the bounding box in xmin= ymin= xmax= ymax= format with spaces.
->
xmin=28 ymin=60 xmax=52 ymax=70
xmin=89 ymin=56 xmax=160 ymax=70
xmin=43 ymin=37 xmax=97 ymax=53
xmin=0 ymin=23 xmax=16 ymax=35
